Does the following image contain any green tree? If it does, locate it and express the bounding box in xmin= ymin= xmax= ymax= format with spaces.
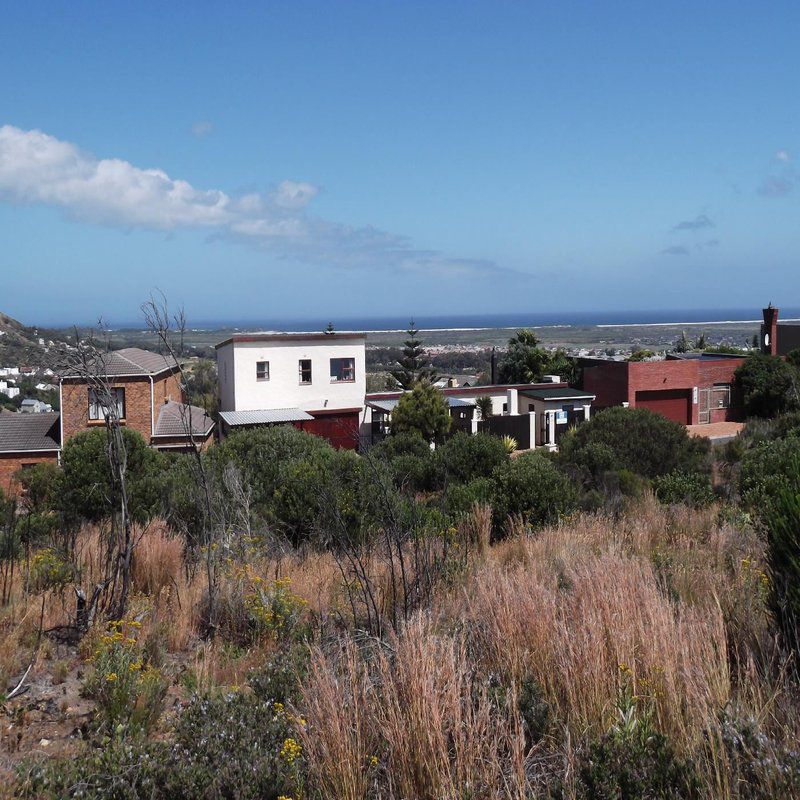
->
xmin=734 ymin=352 xmax=799 ymax=418
xmin=560 ymin=407 xmax=709 ymax=479
xmin=57 ymin=428 xmax=165 ymax=525
xmin=390 ymin=321 xmax=437 ymax=389
xmin=475 ymin=395 xmax=494 ymax=420
xmin=391 ymin=381 xmax=452 ymax=443
xmin=674 ymin=331 xmax=690 ymax=353
xmin=435 ymin=432 xmax=509 ymax=485
xmin=627 ymin=348 xmax=656 ymax=362
xmin=497 ymin=330 xmax=550 ymax=383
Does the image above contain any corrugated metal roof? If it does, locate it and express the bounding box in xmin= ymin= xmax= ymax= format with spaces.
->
xmin=0 ymin=411 xmax=60 ymax=453
xmin=154 ymin=401 xmax=215 ymax=437
xmin=219 ymin=408 xmax=314 ymax=426
xmin=367 ymin=396 xmax=474 ymax=412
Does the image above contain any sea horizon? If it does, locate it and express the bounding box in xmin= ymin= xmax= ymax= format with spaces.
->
xmin=57 ymin=307 xmax=800 ymax=334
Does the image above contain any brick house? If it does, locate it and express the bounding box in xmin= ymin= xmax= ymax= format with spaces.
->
xmin=760 ymin=305 xmax=800 ymax=356
xmin=0 ymin=348 xmax=214 ymax=495
xmin=0 ymin=411 xmax=60 ymax=495
xmin=579 ymin=352 xmax=746 ymax=425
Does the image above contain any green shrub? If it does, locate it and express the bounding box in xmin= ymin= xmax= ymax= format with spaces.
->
xmin=735 ymin=353 xmax=799 ymax=418
xmin=654 ymin=469 xmax=714 ymax=507
xmin=490 ymin=452 xmax=577 ymax=534
xmin=57 ymin=428 xmax=165 ymax=525
xmin=719 ymin=711 xmax=800 ymax=799
xmin=436 ymin=432 xmax=509 ymax=485
xmin=443 ymin=477 xmax=494 ymax=517
xmin=370 ymin=431 xmax=438 ymax=491
xmin=28 ymin=547 xmax=76 ymax=591
xmin=741 ymin=436 xmax=800 ymax=516
xmin=560 ymin=407 xmax=709 ymax=480
xmin=84 ymin=618 xmax=168 ymax=735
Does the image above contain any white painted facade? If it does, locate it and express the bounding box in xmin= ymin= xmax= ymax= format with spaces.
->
xmin=216 ymin=334 xmax=367 ymax=414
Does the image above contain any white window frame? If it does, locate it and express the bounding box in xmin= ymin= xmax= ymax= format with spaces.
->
xmin=88 ymin=387 xmax=125 ymax=420
xmin=299 ymin=359 xmax=313 ymax=385
xmin=256 ymin=361 xmax=270 ymax=381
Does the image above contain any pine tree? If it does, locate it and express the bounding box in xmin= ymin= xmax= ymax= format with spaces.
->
xmin=324 ymin=322 xmax=335 ymax=335
xmin=390 ymin=320 xmax=437 ymax=389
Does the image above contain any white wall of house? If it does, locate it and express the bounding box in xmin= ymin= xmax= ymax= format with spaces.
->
xmin=217 ymin=335 xmax=366 ymax=413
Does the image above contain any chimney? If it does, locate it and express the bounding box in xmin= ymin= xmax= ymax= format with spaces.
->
xmin=761 ymin=304 xmax=779 ymax=356
xmin=490 ymin=347 xmax=497 ymax=385
xmin=506 ymin=387 xmax=519 ymax=416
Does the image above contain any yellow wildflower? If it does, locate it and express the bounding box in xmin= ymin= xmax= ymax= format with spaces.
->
xmin=106 ymin=672 xmax=118 ymax=682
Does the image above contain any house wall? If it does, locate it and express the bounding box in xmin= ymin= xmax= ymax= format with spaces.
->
xmin=218 ymin=337 xmax=366 ymax=414
xmin=61 ymin=371 xmax=183 ymax=444
xmin=580 ymin=357 xmax=745 ymax=425
xmin=0 ymin=451 xmax=58 ymax=495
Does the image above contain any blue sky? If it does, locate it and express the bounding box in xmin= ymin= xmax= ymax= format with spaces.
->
xmin=1 ymin=1 xmax=798 ymax=325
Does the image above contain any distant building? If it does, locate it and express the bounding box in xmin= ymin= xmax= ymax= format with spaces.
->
xmin=216 ymin=332 xmax=367 ymax=449
xmin=579 ymin=352 xmax=746 ymax=425
xmin=363 ymin=381 xmax=595 ymax=450
xmin=0 ymin=381 xmax=20 ymax=399
xmin=20 ymin=398 xmax=52 ymax=413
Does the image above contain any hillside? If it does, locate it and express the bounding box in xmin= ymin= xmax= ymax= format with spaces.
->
xmin=0 ymin=312 xmax=66 ymax=369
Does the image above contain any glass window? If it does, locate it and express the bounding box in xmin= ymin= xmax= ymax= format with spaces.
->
xmin=330 ymin=357 xmax=355 ymax=382
xmin=256 ymin=361 xmax=270 ymax=381
xmin=712 ymin=383 xmax=731 ymax=409
xmin=88 ymin=387 xmax=125 ymax=420
xmin=299 ymin=359 xmax=312 ymax=384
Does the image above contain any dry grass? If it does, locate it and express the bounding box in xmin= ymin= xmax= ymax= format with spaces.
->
xmin=131 ymin=521 xmax=183 ymax=597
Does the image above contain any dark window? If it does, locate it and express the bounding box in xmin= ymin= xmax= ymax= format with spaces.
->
xmin=256 ymin=361 xmax=270 ymax=381
xmin=330 ymin=357 xmax=355 ymax=383
xmin=88 ymin=387 xmax=125 ymax=420
xmin=299 ymin=359 xmax=312 ymax=384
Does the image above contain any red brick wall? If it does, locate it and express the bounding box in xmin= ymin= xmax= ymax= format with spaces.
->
xmin=581 ymin=357 xmax=746 ymax=425
xmin=0 ymin=451 xmax=58 ymax=496
xmin=61 ymin=370 xmax=184 ymax=445
xmin=581 ymin=360 xmax=630 ymax=408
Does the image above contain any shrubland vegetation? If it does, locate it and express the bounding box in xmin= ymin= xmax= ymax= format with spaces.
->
xmin=1 ymin=388 xmax=800 ymax=797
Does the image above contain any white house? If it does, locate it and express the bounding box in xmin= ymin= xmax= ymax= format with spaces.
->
xmin=215 ymin=332 xmax=367 ymax=449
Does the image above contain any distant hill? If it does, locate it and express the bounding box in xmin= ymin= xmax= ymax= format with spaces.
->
xmin=0 ymin=312 xmax=66 ymax=369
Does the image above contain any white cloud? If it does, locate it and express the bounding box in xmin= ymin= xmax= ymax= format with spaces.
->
xmin=0 ymin=125 xmax=508 ymax=278
xmin=191 ymin=121 xmax=213 ymax=138
xmin=776 ymin=149 xmax=791 ymax=162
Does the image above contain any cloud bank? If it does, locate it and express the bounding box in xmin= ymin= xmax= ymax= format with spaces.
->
xmin=0 ymin=125 xmax=504 ymax=277
xmin=671 ymin=214 xmax=714 ymax=232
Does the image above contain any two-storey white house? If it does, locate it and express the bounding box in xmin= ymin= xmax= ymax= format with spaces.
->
xmin=215 ymin=332 xmax=367 ymax=449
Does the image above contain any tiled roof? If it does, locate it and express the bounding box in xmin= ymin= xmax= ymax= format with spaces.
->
xmin=219 ymin=408 xmax=314 ymax=426
xmin=64 ymin=348 xmax=176 ymax=378
xmin=154 ymin=401 xmax=215 ymax=437
xmin=0 ymin=412 xmax=60 ymax=453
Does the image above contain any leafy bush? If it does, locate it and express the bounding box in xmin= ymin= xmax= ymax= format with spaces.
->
xmin=734 ymin=353 xmax=799 ymax=418
xmin=370 ymin=431 xmax=438 ymax=491
xmin=560 ymin=407 xmax=709 ymax=479
xmin=443 ymin=477 xmax=494 ymax=517
xmin=490 ymin=452 xmax=577 ymax=534
xmin=27 ymin=547 xmax=76 ymax=591
xmin=435 ymin=432 xmax=509 ymax=485
xmin=654 ymin=469 xmax=714 ymax=507
xmin=57 ymin=428 xmax=165 ymax=524
xmin=740 ymin=436 xmax=800 ymax=516
xmin=84 ymin=618 xmax=168 ymax=735
xmin=572 ymin=682 xmax=700 ymax=799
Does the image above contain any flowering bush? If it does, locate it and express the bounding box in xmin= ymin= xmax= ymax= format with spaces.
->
xmin=244 ymin=572 xmax=309 ymax=644
xmin=84 ymin=618 xmax=167 ymax=735
xmin=28 ymin=547 xmax=76 ymax=591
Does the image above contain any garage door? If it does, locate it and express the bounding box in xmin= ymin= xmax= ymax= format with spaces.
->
xmin=634 ymin=389 xmax=692 ymax=425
